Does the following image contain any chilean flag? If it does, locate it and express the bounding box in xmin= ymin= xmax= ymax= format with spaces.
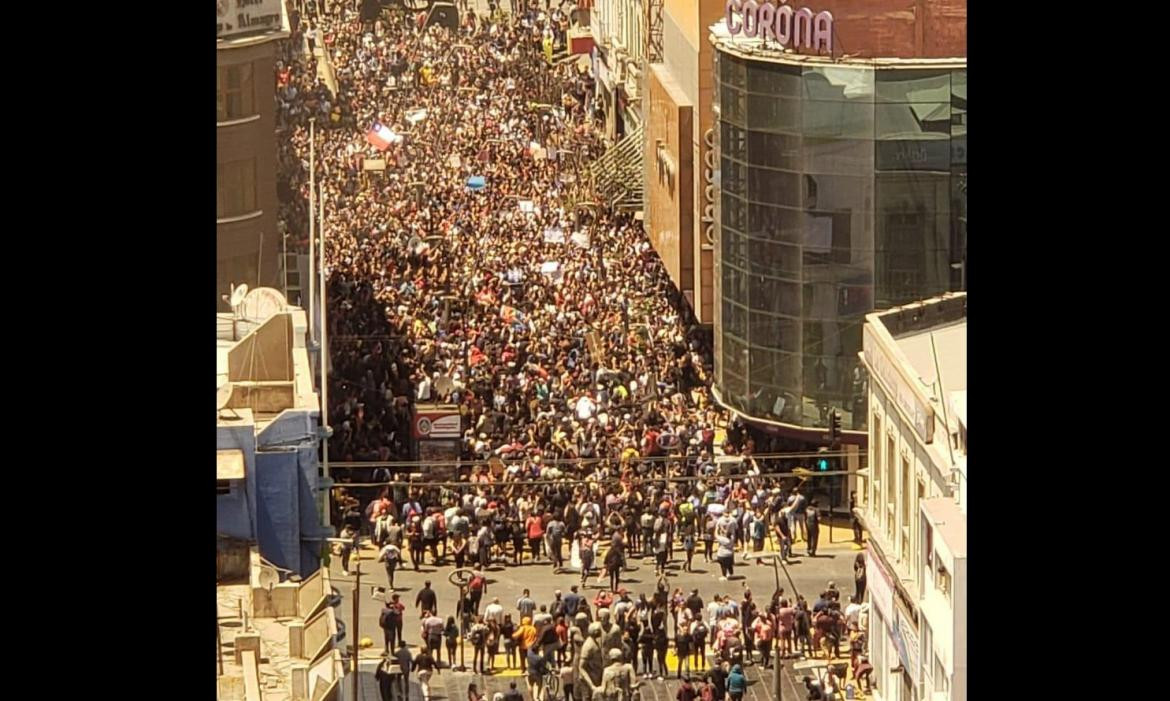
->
xmin=366 ymin=123 xmax=402 ymax=151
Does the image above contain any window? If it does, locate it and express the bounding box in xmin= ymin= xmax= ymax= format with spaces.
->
xmin=871 ymin=413 xmax=881 ymax=511
xmin=217 ymin=159 xmax=258 ymax=219
xmin=901 ymin=456 xmax=911 ymax=560
xmin=217 ymin=64 xmax=255 ymax=121
xmin=216 ymin=480 xmax=232 ymax=496
xmin=936 ymin=563 xmax=952 ymax=601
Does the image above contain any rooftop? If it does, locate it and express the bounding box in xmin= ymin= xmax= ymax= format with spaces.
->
xmin=921 ymin=496 xmax=966 ymax=560
xmin=217 ymin=548 xmax=343 ymax=701
xmin=217 ymin=295 xmax=319 ymax=433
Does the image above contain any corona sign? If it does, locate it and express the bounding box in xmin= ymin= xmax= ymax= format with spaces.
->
xmin=724 ymin=1 xmax=833 ymax=55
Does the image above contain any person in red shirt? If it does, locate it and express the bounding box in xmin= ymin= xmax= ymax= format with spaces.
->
xmin=526 ymin=511 xmax=545 ymax=562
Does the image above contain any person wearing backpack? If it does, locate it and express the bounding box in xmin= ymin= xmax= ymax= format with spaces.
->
xmin=379 ymin=542 xmax=402 ymax=591
xmin=691 ymin=620 xmax=708 ymax=670
xmin=470 ymin=615 xmax=490 ymax=674
xmin=467 ymin=572 xmax=487 ymax=616
xmin=381 ymin=594 xmax=405 ymax=653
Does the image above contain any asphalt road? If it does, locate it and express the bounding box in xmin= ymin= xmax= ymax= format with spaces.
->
xmin=333 ymin=534 xmax=858 ymax=701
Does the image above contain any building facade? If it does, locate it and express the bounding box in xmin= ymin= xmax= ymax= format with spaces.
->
xmin=217 ymin=297 xmax=329 ymax=579
xmin=217 ymin=1 xmax=289 ymax=309
xmin=590 ymin=0 xmax=647 ymax=141
xmin=857 ymin=293 xmax=966 ymax=701
xmin=708 ymin=1 xmax=966 ymax=441
xmin=642 ymin=0 xmax=726 ymax=325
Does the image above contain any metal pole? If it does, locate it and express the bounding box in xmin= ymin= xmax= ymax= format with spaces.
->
xmin=308 ymin=117 xmax=317 ymax=343
xmin=217 ymin=616 xmax=224 ymax=676
xmin=321 ymin=168 xmax=331 ymax=529
xmin=352 ymin=554 xmax=361 ymax=701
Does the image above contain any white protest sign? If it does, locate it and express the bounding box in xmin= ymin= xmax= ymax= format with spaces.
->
xmin=571 ymin=231 xmax=591 ymax=249
xmin=544 ymin=228 xmax=565 ymax=244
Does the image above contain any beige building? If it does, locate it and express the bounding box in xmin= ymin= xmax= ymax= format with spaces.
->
xmin=217 ymin=546 xmax=344 ymax=701
xmin=217 ymin=1 xmax=290 ymax=309
xmin=857 ymin=292 xmax=966 ymax=701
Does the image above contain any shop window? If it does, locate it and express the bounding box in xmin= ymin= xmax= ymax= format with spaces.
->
xmin=217 ymin=64 xmax=255 ymax=121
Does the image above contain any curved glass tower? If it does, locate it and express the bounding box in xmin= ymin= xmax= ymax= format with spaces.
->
xmin=712 ymin=49 xmax=967 ymax=434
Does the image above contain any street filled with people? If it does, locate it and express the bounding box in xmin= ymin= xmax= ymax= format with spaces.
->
xmin=275 ymin=3 xmax=870 ymax=700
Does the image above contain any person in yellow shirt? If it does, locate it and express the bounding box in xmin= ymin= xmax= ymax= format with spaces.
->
xmin=513 ymin=616 xmax=538 ymax=673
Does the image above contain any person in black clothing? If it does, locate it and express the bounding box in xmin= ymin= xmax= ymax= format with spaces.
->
xmin=654 ymin=625 xmax=669 ymax=680
xmin=708 ymin=665 xmax=727 ymax=701
xmin=381 ymin=596 xmax=404 ymax=652
xmin=677 ymin=677 xmax=697 ymax=701
xmin=805 ymin=501 xmax=821 ymax=557
xmin=375 ymin=657 xmax=397 ymax=701
xmin=396 ymin=641 xmax=413 ymax=701
xmin=416 ymin=581 xmax=438 ymax=616
xmin=639 ymin=626 xmax=655 ymax=677
xmin=739 ymin=592 xmax=757 ymax=666
xmin=413 ymin=645 xmax=439 ymax=701
xmin=604 ymin=543 xmax=623 ymax=591
xmin=849 ymin=492 xmax=864 ymax=544
xmin=676 ymin=625 xmax=692 ymax=678
xmin=853 ymin=553 xmax=867 ymax=602
xmin=685 ymin=590 xmax=704 ymax=619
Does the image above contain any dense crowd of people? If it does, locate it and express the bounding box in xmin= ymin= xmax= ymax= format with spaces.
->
xmin=274 ymin=4 xmax=868 ymax=700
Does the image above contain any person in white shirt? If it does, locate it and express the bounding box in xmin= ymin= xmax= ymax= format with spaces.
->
xmin=844 ymin=596 xmax=862 ymax=632
xmin=484 ymin=597 xmax=505 ymax=626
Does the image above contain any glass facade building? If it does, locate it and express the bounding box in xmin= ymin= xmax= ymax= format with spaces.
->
xmin=712 ymin=51 xmax=967 ymax=433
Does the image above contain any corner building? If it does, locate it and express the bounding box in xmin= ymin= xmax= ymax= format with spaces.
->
xmin=709 ymin=1 xmax=966 ymax=440
xmin=217 ymin=1 xmax=289 ymax=309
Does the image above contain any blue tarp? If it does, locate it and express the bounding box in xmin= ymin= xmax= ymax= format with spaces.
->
xmin=466 ymin=175 xmax=486 ymax=190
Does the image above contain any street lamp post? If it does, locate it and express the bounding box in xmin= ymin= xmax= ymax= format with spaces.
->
xmin=308 ymin=117 xmax=316 ymax=344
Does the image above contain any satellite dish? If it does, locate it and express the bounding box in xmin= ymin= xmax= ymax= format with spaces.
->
xmin=240 ymin=287 xmax=287 ymax=322
xmin=230 ymin=283 xmax=249 ymax=309
xmin=217 ymin=382 xmax=234 ymax=411
xmin=256 ymin=562 xmax=279 ymax=591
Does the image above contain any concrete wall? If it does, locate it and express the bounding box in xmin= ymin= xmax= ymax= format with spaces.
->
xmin=229 ymin=313 xmax=294 ymax=383
xmin=255 ymin=448 xmax=303 ymax=575
xmin=644 ymin=66 xmax=694 ymax=297
xmin=218 ymin=422 xmax=258 ymax=539
xmin=218 ymin=39 xmax=282 ymax=308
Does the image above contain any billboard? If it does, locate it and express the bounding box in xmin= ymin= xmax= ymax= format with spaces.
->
xmin=217 ymin=0 xmax=284 ymax=39
xmin=411 ymin=405 xmax=463 ymax=439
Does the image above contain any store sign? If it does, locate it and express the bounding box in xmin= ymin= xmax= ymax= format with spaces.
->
xmin=412 ymin=409 xmax=462 ymax=439
xmin=217 ymin=0 xmax=283 ymax=39
xmin=865 ymin=544 xmax=895 ymax=625
xmin=701 ymin=128 xmax=717 ymax=248
xmin=893 ymin=607 xmax=921 ymax=683
xmin=725 ymin=1 xmax=833 ymax=54
xmin=863 ymin=325 xmax=935 ymax=443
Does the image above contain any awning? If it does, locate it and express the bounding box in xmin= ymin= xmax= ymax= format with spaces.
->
xmin=217 ymin=449 xmax=246 ymax=480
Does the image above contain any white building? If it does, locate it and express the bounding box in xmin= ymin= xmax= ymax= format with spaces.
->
xmin=590 ymin=0 xmax=648 ymax=140
xmin=858 ymin=293 xmax=966 ymax=701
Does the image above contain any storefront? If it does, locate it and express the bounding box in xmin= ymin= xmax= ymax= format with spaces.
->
xmin=866 ymin=542 xmax=923 ymax=701
xmin=709 ymin=4 xmax=966 ymax=438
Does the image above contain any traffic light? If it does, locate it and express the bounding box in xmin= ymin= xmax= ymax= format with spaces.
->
xmin=829 ymin=410 xmax=842 ymax=441
xmin=816 ymin=447 xmax=831 ymax=472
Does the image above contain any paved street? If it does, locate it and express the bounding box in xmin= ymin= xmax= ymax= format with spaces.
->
xmin=334 ymin=529 xmax=861 ymax=701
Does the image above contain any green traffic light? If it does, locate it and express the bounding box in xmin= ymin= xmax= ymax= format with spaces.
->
xmin=816 ymin=458 xmax=829 ymax=471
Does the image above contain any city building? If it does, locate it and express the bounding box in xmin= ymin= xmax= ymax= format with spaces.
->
xmin=857 ymin=292 xmax=966 ymax=701
xmin=217 ymin=290 xmax=330 ymax=579
xmin=708 ymin=1 xmax=967 ymax=442
xmin=217 ymin=545 xmax=344 ymax=701
xmin=217 ymin=1 xmax=290 ymax=309
xmin=589 ymin=0 xmax=648 ymax=141
xmin=642 ymin=0 xmax=726 ymax=325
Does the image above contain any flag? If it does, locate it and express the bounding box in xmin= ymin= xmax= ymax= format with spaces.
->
xmin=366 ymin=123 xmax=402 ymax=151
